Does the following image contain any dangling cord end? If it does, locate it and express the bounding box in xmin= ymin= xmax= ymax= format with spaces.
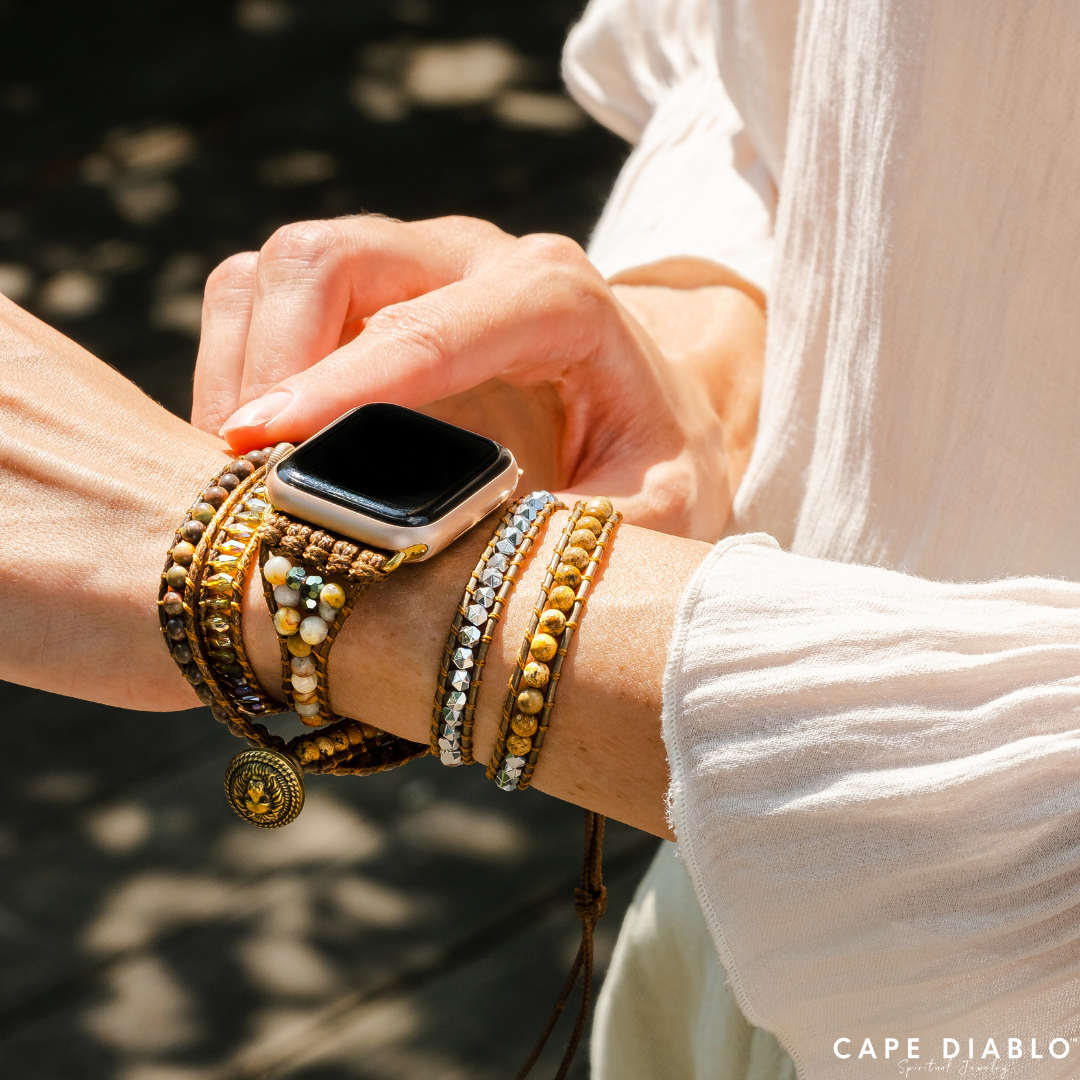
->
xmin=514 ymin=810 xmax=607 ymax=1080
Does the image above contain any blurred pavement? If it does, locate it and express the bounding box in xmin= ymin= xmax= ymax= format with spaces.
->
xmin=0 ymin=3 xmax=654 ymax=1078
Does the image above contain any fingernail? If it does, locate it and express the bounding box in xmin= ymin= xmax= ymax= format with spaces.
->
xmin=220 ymin=390 xmax=293 ymax=436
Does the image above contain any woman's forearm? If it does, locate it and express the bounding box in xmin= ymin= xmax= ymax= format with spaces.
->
xmin=244 ymin=510 xmax=709 ymax=838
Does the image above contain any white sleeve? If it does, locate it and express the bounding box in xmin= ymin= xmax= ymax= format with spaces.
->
xmin=562 ymin=0 xmax=775 ymax=292
xmin=665 ymin=534 xmax=1080 ymax=1077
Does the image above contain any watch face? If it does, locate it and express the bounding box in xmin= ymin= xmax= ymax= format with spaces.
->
xmin=276 ymin=403 xmax=513 ymax=527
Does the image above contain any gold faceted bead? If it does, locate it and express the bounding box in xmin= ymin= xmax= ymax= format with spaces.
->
xmin=583 ymin=497 xmax=613 ymax=522
xmin=517 ymin=687 xmax=544 ymax=714
xmin=506 ymin=734 xmax=533 ymax=757
xmin=577 ymin=515 xmax=603 ymax=538
xmin=554 ymin=563 xmax=581 ymax=589
xmin=530 ymin=632 xmax=558 ymax=662
xmin=523 ymin=660 xmax=550 ymax=688
xmin=548 ymin=585 xmax=576 ymax=612
xmin=538 ymin=608 xmax=566 ymax=637
xmin=562 ymin=546 xmax=590 ymax=571
xmin=511 ymin=712 xmax=538 ymax=737
xmin=569 ymin=528 xmax=597 ymax=553
xmin=287 ymin=635 xmax=313 ymax=657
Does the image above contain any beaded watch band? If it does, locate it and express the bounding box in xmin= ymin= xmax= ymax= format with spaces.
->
xmin=487 ymin=497 xmax=618 ymax=791
xmin=431 ymin=491 xmax=562 ymax=767
xmin=258 ymin=506 xmax=429 ymax=777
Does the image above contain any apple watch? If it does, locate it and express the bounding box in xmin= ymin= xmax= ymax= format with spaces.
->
xmin=265 ymin=402 xmax=519 ymax=561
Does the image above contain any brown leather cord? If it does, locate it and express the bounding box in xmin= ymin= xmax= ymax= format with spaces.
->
xmin=515 ymin=810 xmax=607 ymax=1080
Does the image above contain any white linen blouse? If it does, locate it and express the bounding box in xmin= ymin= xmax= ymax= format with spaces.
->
xmin=563 ymin=0 xmax=1080 ymax=1077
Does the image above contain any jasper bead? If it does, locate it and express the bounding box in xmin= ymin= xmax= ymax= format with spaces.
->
xmin=517 ymin=687 xmax=544 ymax=715
xmin=314 ymin=735 xmax=335 ymax=754
xmin=569 ymin=529 xmax=597 ymax=553
xmin=299 ymin=615 xmax=329 ymax=645
xmin=530 ymin=632 xmax=558 ymax=662
xmin=329 ymin=731 xmax=350 ymax=752
xmin=511 ymin=712 xmax=538 ymax=737
xmin=287 ymin=635 xmax=313 ymax=657
xmin=347 ymin=725 xmax=365 ymax=745
xmin=319 ymin=583 xmax=346 ymax=609
xmin=180 ymin=519 xmax=205 ymax=543
xmin=162 ymin=591 xmax=184 ymax=616
xmin=538 ymin=608 xmax=566 ymax=637
xmin=171 ymin=541 xmax=195 ymax=567
xmin=274 ymin=583 xmax=299 ymax=608
xmin=295 ymin=740 xmax=319 ymax=763
xmin=292 ymin=673 xmax=317 ymax=695
xmin=202 ymin=485 xmax=228 ymax=508
xmin=245 ymin=449 xmax=269 ymax=467
xmin=548 ymin=585 xmax=577 ymax=612
xmin=297 ymin=701 xmax=322 ymax=717
xmin=554 ymin=563 xmax=581 ymax=589
xmin=292 ymin=689 xmax=318 ymax=705
xmin=583 ymin=497 xmax=613 ymax=522
xmin=290 ymin=654 xmax=317 ymax=676
xmin=230 ymin=458 xmax=255 ymax=479
xmin=262 ymin=555 xmax=292 ymax=586
xmin=506 ymin=734 xmax=533 ymax=757
xmin=165 ymin=617 xmax=186 ymax=641
xmin=578 ymin=516 xmax=603 ymax=539
xmin=190 ymin=502 xmax=216 ymax=524
xmin=166 ymin=564 xmax=188 ymax=590
xmin=317 ymin=600 xmax=336 ymax=623
xmin=218 ymin=472 xmax=240 ymax=491
xmin=274 ymin=608 xmax=301 ymax=636
xmin=561 ymin=546 xmax=590 ymax=571
xmin=523 ymin=661 xmax=549 ymax=688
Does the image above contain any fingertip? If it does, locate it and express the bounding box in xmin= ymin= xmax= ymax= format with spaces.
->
xmin=219 ymin=389 xmax=294 ymax=449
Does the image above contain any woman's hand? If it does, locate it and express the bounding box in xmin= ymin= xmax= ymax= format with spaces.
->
xmin=193 ymin=216 xmax=764 ymax=542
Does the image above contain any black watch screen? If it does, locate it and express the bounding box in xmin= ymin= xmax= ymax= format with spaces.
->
xmin=276 ymin=403 xmax=512 ymax=527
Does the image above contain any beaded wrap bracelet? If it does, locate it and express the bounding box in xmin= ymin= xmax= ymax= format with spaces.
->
xmin=431 ymin=490 xmax=562 ymax=767
xmin=158 ymin=447 xmax=286 ymax=748
xmin=487 ymin=497 xmax=619 ymax=791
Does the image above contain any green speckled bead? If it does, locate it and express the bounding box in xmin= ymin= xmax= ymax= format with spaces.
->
xmin=190 ymin=502 xmax=216 ymax=524
xmin=166 ymin=564 xmax=188 ymax=590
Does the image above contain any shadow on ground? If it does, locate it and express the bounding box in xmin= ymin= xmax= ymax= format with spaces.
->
xmin=0 ymin=2 xmax=653 ymax=1077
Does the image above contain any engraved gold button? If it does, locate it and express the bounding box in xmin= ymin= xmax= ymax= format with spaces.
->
xmin=224 ymin=748 xmax=305 ymax=828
